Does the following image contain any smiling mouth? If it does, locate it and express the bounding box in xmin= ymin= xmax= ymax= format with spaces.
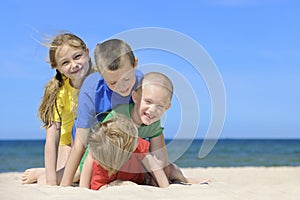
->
xmin=71 ymin=67 xmax=82 ymax=74
xmin=144 ymin=113 xmax=153 ymax=119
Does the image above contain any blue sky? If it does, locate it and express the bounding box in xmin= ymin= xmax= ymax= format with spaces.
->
xmin=0 ymin=0 xmax=299 ymax=140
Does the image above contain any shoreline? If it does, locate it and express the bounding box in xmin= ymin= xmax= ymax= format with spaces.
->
xmin=1 ymin=166 xmax=299 ymax=200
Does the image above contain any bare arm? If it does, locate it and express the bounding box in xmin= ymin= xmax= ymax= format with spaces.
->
xmin=44 ymin=122 xmax=60 ymax=185
xmin=60 ymin=127 xmax=89 ymax=186
xmin=141 ymin=152 xmax=169 ymax=188
xmin=149 ymin=134 xmax=168 ymax=169
xmin=79 ymin=152 xmax=93 ymax=188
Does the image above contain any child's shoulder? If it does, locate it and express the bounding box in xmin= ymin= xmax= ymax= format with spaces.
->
xmin=81 ymin=72 xmax=103 ymax=90
xmin=134 ymin=137 xmax=150 ymax=156
xmin=85 ymin=72 xmax=102 ymax=82
xmin=135 ymin=69 xmax=144 ymax=80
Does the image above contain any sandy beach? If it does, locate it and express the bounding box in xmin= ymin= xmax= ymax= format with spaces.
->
xmin=0 ymin=167 xmax=299 ymax=200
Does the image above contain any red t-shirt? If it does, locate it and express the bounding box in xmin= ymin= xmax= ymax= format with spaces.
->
xmin=90 ymin=138 xmax=150 ymax=190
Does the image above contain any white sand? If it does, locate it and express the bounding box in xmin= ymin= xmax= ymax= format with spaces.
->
xmin=1 ymin=167 xmax=299 ymax=200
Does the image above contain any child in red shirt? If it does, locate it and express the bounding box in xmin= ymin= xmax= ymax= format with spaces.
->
xmin=84 ymin=113 xmax=169 ymax=190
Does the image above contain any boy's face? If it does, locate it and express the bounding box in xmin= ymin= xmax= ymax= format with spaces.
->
xmin=132 ymin=84 xmax=171 ymax=126
xmin=101 ymin=58 xmax=137 ymax=97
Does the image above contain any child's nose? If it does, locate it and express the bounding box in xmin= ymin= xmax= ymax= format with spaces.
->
xmin=70 ymin=60 xmax=79 ymax=69
xmin=148 ymin=105 xmax=157 ymax=112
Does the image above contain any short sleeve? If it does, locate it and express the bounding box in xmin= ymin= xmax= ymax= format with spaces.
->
xmin=138 ymin=119 xmax=164 ymax=139
xmin=90 ymin=161 xmax=115 ymax=190
xmin=133 ymin=138 xmax=150 ymax=161
xmin=76 ymin=90 xmax=95 ymax=128
xmin=53 ymin=90 xmax=64 ymax=122
xmin=76 ymin=73 xmax=99 ymax=128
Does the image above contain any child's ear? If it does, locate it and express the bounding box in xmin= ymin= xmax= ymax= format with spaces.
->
xmin=165 ymin=103 xmax=171 ymax=111
xmin=133 ymin=58 xmax=138 ymax=69
xmin=132 ymin=90 xmax=138 ymax=103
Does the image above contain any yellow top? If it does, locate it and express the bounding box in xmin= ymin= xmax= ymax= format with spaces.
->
xmin=53 ymin=79 xmax=79 ymax=145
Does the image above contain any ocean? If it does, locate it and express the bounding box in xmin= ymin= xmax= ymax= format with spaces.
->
xmin=0 ymin=139 xmax=299 ymax=172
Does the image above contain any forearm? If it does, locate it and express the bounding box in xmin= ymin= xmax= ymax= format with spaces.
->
xmin=44 ymin=125 xmax=60 ymax=185
xmin=151 ymin=168 xmax=169 ymax=188
xmin=149 ymin=134 xmax=168 ymax=168
xmin=44 ymin=141 xmax=58 ymax=185
xmin=142 ymin=153 xmax=169 ymax=188
xmin=60 ymin=133 xmax=86 ymax=186
xmin=79 ymin=152 xmax=93 ymax=188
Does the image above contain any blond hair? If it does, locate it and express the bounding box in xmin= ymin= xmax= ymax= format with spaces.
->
xmin=38 ymin=33 xmax=93 ymax=128
xmin=137 ymin=72 xmax=174 ymax=101
xmin=89 ymin=113 xmax=138 ymax=176
xmin=94 ymin=39 xmax=135 ymax=73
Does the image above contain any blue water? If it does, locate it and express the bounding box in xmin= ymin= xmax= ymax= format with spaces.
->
xmin=166 ymin=139 xmax=300 ymax=168
xmin=0 ymin=139 xmax=299 ymax=172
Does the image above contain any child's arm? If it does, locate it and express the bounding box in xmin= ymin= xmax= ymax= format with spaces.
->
xmin=149 ymin=134 xmax=168 ymax=170
xmin=60 ymin=128 xmax=89 ymax=186
xmin=79 ymin=152 xmax=93 ymax=188
xmin=44 ymin=123 xmax=60 ymax=185
xmin=141 ymin=152 xmax=169 ymax=188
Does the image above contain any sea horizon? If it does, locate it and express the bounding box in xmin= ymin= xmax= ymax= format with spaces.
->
xmin=1 ymin=138 xmax=299 ymax=173
xmin=1 ymin=138 xmax=300 ymax=141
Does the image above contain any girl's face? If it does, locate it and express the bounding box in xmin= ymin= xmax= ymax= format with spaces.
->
xmin=55 ymin=44 xmax=90 ymax=86
xmin=132 ymin=84 xmax=171 ymax=126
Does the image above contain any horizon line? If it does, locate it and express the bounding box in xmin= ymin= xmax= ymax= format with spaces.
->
xmin=1 ymin=138 xmax=300 ymax=141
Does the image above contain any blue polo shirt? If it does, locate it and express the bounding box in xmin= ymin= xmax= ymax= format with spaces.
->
xmin=75 ymin=70 xmax=143 ymax=129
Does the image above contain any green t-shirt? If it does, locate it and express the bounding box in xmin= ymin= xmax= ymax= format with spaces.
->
xmin=79 ymin=103 xmax=163 ymax=172
xmin=105 ymin=103 xmax=163 ymax=139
